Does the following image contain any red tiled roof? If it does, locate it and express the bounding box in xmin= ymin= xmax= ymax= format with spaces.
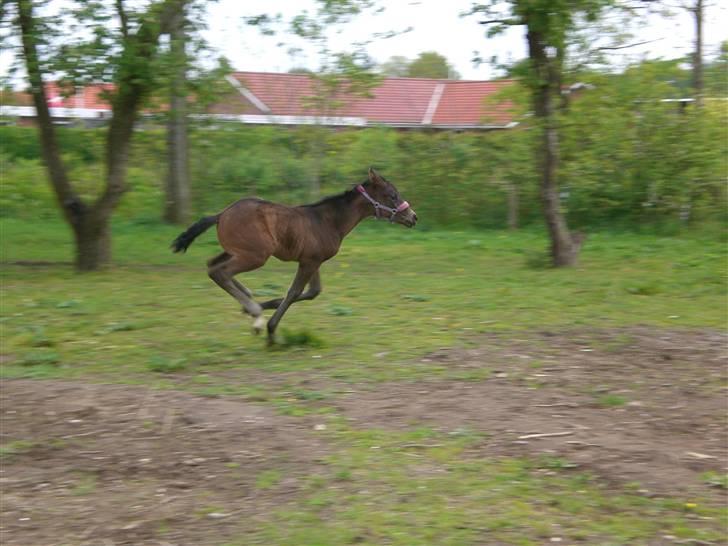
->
xmin=219 ymin=72 xmax=515 ymax=128
xmin=3 ymin=82 xmax=114 ymax=110
xmin=44 ymin=82 xmax=113 ymax=110
xmin=432 ymin=80 xmax=514 ymax=126
xmin=4 ymin=73 xmax=517 ymax=128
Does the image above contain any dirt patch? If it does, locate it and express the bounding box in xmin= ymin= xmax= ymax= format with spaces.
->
xmin=334 ymin=328 xmax=728 ymax=500
xmin=1 ymin=328 xmax=726 ymax=545
xmin=1 ymin=381 xmax=328 ymax=546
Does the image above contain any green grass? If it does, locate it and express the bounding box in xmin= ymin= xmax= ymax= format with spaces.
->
xmin=1 ymin=218 xmax=725 ymax=384
xmin=239 ymin=426 xmax=726 ymax=546
xmin=2 ymin=218 xmax=727 ymax=544
xmin=596 ymin=394 xmax=629 ymax=407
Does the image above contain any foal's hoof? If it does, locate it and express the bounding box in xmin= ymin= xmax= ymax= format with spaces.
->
xmin=251 ymin=315 xmax=266 ymax=335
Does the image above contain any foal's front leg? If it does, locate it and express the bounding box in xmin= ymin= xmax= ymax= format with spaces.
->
xmin=267 ymin=263 xmax=318 ymax=344
xmin=260 ymin=270 xmax=321 ymax=310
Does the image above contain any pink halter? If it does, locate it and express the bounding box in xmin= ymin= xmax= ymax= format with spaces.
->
xmin=356 ymin=185 xmax=410 ymax=222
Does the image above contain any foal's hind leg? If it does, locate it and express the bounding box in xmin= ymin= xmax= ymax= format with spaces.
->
xmin=208 ymin=253 xmax=266 ymax=333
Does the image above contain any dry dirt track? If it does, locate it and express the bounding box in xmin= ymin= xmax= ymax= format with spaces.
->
xmin=1 ymin=328 xmax=726 ymax=546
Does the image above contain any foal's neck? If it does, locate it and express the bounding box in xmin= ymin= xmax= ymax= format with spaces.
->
xmin=312 ymin=188 xmax=371 ymax=239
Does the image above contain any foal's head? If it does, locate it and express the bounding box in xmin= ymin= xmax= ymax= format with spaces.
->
xmin=359 ymin=168 xmax=418 ymax=228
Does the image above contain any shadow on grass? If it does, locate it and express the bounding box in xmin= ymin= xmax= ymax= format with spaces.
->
xmin=268 ymin=329 xmax=326 ymax=351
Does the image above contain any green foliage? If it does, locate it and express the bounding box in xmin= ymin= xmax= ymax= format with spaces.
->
xmin=406 ymin=51 xmax=460 ymax=79
xmin=1 ymin=220 xmax=725 ymax=385
xmin=1 ymin=96 xmax=725 ymax=230
xmin=560 ymin=64 xmax=728 ymax=227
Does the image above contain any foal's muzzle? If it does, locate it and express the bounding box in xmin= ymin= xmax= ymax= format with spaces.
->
xmin=401 ymin=210 xmax=418 ymax=228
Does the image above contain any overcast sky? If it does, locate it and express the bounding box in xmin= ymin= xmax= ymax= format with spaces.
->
xmin=1 ymin=0 xmax=726 ymax=82
xmin=203 ymin=0 xmax=727 ymax=79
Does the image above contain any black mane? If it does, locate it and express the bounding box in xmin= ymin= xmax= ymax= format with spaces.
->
xmin=301 ymin=182 xmax=366 ymax=209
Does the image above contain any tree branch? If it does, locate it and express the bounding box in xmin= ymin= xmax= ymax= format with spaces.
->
xmin=95 ymin=0 xmax=188 ymax=217
xmin=479 ymin=18 xmax=520 ymax=25
xmin=115 ymin=0 xmax=129 ymax=39
xmin=16 ymin=0 xmax=85 ymax=224
xmin=595 ymin=39 xmax=659 ymax=51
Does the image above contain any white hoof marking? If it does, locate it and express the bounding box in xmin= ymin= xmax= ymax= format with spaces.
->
xmin=252 ymin=315 xmax=266 ymax=333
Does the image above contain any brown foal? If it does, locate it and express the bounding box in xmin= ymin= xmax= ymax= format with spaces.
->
xmin=171 ymin=168 xmax=417 ymax=344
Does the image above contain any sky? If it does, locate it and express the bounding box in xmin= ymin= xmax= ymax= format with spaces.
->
xmin=1 ymin=0 xmax=726 ymax=83
xmin=202 ymin=0 xmax=727 ymax=79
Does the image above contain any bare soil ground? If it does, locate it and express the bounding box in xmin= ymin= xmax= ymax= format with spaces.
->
xmin=335 ymin=328 xmax=728 ymax=499
xmin=1 ymin=328 xmax=726 ymax=546
xmin=1 ymin=383 xmax=331 ymax=546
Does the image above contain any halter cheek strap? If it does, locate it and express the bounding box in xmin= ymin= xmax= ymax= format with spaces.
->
xmin=356 ymin=185 xmax=410 ymax=222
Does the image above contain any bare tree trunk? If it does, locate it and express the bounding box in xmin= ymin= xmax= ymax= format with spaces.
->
xmin=527 ymin=27 xmax=582 ymax=267
xmin=692 ymin=0 xmax=704 ymax=107
xmin=164 ymin=5 xmax=191 ymax=224
xmin=74 ymin=218 xmax=111 ymax=271
xmin=16 ymin=0 xmax=186 ymax=270
xmin=506 ymin=181 xmax=519 ymax=230
xmin=310 ymin=125 xmax=325 ymax=200
xmin=17 ymin=0 xmax=103 ymax=270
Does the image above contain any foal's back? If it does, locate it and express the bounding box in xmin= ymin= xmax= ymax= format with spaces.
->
xmin=216 ymin=198 xmax=334 ymax=263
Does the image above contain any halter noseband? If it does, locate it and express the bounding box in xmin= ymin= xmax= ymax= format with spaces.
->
xmin=356 ymin=185 xmax=410 ymax=222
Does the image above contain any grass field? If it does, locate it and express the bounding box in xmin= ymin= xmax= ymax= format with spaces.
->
xmin=1 ymin=218 xmax=726 ymax=545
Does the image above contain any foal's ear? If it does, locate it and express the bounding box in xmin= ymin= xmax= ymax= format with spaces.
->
xmin=368 ymin=167 xmax=384 ymax=185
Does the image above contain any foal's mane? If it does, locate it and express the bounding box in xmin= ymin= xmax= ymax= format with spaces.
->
xmin=301 ymin=182 xmax=365 ymax=209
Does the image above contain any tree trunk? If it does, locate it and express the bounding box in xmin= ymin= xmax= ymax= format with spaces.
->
xmin=692 ymin=0 xmax=704 ymax=107
xmin=164 ymin=5 xmax=191 ymax=224
xmin=527 ymin=27 xmax=582 ymax=267
xmin=73 ymin=216 xmax=111 ymax=271
xmin=16 ymin=0 xmax=186 ymax=271
xmin=506 ymin=181 xmax=519 ymax=230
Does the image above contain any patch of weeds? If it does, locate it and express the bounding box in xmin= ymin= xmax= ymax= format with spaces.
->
xmin=625 ymin=282 xmax=662 ymax=296
xmin=196 ymin=505 xmax=226 ymax=518
xmin=225 ymin=462 xmax=241 ymax=469
xmin=147 ymin=355 xmax=187 ymax=373
xmin=72 ymin=473 xmax=98 ymax=496
xmin=596 ymin=394 xmax=628 ymax=407
xmin=255 ymin=469 xmax=282 ymax=489
xmin=328 ymin=304 xmax=353 ymax=316
xmin=702 ymin=471 xmax=728 ymax=489
xmin=273 ymin=399 xmax=312 ymax=417
xmin=537 ymin=455 xmax=580 ymax=471
xmin=96 ymin=321 xmax=137 ymax=335
xmin=256 ymin=282 xmax=283 ymax=296
xmin=28 ymin=326 xmax=55 ymax=347
xmin=19 ymin=350 xmax=60 ymax=367
xmin=0 ymin=439 xmax=36 ymax=459
xmin=291 ymin=389 xmax=327 ymax=402
xmin=274 ymin=330 xmax=325 ymax=349
xmin=524 ymin=251 xmax=552 ymax=270
xmin=447 ymin=368 xmax=492 ymax=381
xmin=334 ymin=468 xmax=352 ymax=481
xmin=56 ymin=299 xmax=81 ymax=309
xmin=401 ymin=294 xmax=430 ymax=302
xmin=602 ymin=333 xmax=635 ymax=352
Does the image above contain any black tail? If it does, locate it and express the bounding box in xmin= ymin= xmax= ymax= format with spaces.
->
xmin=171 ymin=215 xmax=219 ymax=253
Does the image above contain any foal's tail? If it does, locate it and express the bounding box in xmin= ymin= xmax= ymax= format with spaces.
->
xmin=171 ymin=214 xmax=220 ymax=253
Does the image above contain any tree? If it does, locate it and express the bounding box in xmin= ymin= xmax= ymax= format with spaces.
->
xmin=470 ymin=1 xmax=615 ymax=266
xmin=406 ymin=51 xmax=460 ymax=79
xmin=159 ymin=0 xmax=228 ymax=225
xmin=163 ymin=2 xmax=191 ymax=224
xmin=12 ymin=0 xmax=186 ymax=270
xmin=246 ymin=1 xmax=387 ymax=198
xmin=688 ymin=0 xmax=704 ymax=106
xmin=704 ymin=40 xmax=728 ymax=97
xmin=380 ymin=55 xmax=409 ymax=77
